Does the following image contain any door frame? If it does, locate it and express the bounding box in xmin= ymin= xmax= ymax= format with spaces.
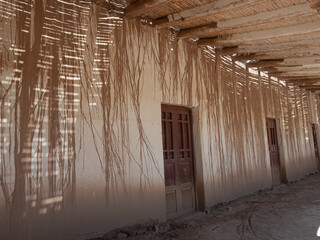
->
xmin=161 ymin=103 xmax=204 ymax=217
xmin=311 ymin=123 xmax=320 ymax=171
xmin=266 ymin=117 xmax=287 ymax=184
xmin=274 ymin=118 xmax=288 ymax=183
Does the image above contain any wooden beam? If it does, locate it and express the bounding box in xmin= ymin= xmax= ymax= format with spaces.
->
xmin=198 ymin=37 xmax=219 ymax=46
xmin=178 ymin=22 xmax=218 ymax=39
xmin=270 ymin=71 xmax=320 ymax=78
xmin=288 ymin=80 xmax=320 ymax=85
xmin=258 ymin=67 xmax=279 ymax=73
xmin=198 ymin=22 xmax=320 ymax=47
xmin=272 ymin=70 xmax=320 ymax=76
xmin=265 ymin=67 xmax=320 ymax=75
xmin=125 ymin=0 xmax=169 ymax=18
xmin=178 ymin=3 xmax=314 ymax=39
xmin=258 ymin=64 xmax=303 ymax=70
xmin=278 ymin=76 xmax=320 ymax=80
xmin=282 ymin=56 xmax=320 ymax=65
xmin=155 ymin=0 xmax=258 ymax=29
xmin=217 ymin=39 xmax=320 ymax=55
xmin=289 ymin=78 xmax=320 ymax=82
xmin=246 ymin=60 xmax=284 ymax=68
xmin=298 ymin=84 xmax=320 ymax=88
xmin=233 ymin=54 xmax=287 ymax=61
xmin=274 ymin=64 xmax=320 ymax=72
xmin=217 ymin=47 xmax=239 ymax=55
xmin=231 ymin=50 xmax=320 ymax=61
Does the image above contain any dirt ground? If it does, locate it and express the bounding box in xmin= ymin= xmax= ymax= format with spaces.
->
xmin=97 ymin=174 xmax=320 ymax=240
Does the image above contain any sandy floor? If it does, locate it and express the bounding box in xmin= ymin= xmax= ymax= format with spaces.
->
xmin=119 ymin=174 xmax=320 ymax=240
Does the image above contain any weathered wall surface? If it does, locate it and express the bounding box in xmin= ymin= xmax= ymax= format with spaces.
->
xmin=157 ymin=34 xmax=318 ymax=207
xmin=0 ymin=1 xmax=319 ymax=239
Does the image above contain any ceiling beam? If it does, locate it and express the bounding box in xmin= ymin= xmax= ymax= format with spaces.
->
xmin=258 ymin=64 xmax=303 ymax=70
xmin=272 ymin=69 xmax=320 ymax=75
xmin=178 ymin=23 xmax=218 ymax=39
xmin=178 ymin=3 xmax=313 ymax=39
xmin=273 ymin=64 xmax=320 ymax=72
xmin=198 ymin=22 xmax=320 ymax=47
xmin=265 ymin=67 xmax=320 ymax=76
xmin=154 ymin=0 xmax=259 ymax=29
xmin=282 ymin=56 xmax=320 ymax=65
xmin=270 ymin=71 xmax=320 ymax=79
xmin=232 ymin=50 xmax=320 ymax=61
xmin=217 ymin=47 xmax=239 ymax=55
xmin=288 ymin=80 xmax=320 ymax=85
xmin=298 ymin=84 xmax=320 ymax=88
xmin=277 ymin=76 xmax=320 ymax=80
xmin=246 ymin=60 xmax=284 ymax=68
xmin=125 ymin=0 xmax=169 ymax=18
xmin=217 ymin=39 xmax=320 ymax=55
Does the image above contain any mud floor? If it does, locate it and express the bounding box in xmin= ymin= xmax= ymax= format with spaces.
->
xmin=92 ymin=173 xmax=320 ymax=240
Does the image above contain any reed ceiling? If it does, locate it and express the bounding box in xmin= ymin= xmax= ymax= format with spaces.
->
xmin=121 ymin=0 xmax=320 ymax=92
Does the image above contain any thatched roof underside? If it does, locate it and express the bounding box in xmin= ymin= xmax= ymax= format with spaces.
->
xmin=122 ymin=0 xmax=320 ymax=92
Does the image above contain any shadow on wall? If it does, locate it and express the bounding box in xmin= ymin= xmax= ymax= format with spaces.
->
xmin=0 ymin=0 xmax=162 ymax=239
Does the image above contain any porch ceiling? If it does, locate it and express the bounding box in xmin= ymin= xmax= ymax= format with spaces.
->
xmin=123 ymin=0 xmax=320 ymax=91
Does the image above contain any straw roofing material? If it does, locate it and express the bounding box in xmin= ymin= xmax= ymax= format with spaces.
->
xmin=124 ymin=0 xmax=320 ymax=90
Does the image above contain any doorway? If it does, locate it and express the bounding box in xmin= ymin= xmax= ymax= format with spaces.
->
xmin=266 ymin=118 xmax=281 ymax=185
xmin=312 ymin=124 xmax=320 ymax=170
xmin=161 ymin=104 xmax=196 ymax=217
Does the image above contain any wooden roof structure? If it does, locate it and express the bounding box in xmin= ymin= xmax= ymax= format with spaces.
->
xmin=123 ymin=0 xmax=320 ymax=91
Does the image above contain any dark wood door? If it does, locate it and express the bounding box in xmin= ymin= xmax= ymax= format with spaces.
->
xmin=312 ymin=124 xmax=320 ymax=170
xmin=161 ymin=105 xmax=195 ymax=217
xmin=266 ymin=118 xmax=281 ymax=185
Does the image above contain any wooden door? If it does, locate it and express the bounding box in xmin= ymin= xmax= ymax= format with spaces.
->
xmin=266 ymin=118 xmax=281 ymax=185
xmin=312 ymin=124 xmax=320 ymax=170
xmin=161 ymin=105 xmax=195 ymax=217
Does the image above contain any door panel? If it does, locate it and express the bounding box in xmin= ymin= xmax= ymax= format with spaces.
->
xmin=266 ymin=119 xmax=281 ymax=185
xmin=162 ymin=105 xmax=195 ymax=217
xmin=166 ymin=191 xmax=177 ymax=214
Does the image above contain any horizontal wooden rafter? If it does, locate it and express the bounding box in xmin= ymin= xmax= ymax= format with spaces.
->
xmin=282 ymin=56 xmax=320 ymax=65
xmin=125 ymin=0 xmax=170 ymax=18
xmin=265 ymin=67 xmax=320 ymax=76
xmin=288 ymin=80 xmax=320 ymax=85
xmin=299 ymin=84 xmax=320 ymax=88
xmin=277 ymin=75 xmax=320 ymax=80
xmin=154 ymin=0 xmax=259 ymax=29
xmin=246 ymin=60 xmax=284 ymax=68
xmin=178 ymin=22 xmax=218 ymax=39
xmin=232 ymin=50 xmax=320 ymax=61
xmin=270 ymin=71 xmax=320 ymax=78
xmin=218 ymin=39 xmax=320 ymax=55
xmin=198 ymin=22 xmax=320 ymax=47
xmin=273 ymin=64 xmax=320 ymax=72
